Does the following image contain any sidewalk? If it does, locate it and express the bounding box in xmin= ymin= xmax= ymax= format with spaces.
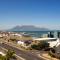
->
xmin=38 ymin=51 xmax=59 ymax=60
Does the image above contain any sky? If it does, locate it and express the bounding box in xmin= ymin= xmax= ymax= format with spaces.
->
xmin=0 ymin=0 xmax=60 ymax=30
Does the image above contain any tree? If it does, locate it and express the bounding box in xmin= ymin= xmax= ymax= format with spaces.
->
xmin=0 ymin=54 xmax=6 ymax=60
xmin=38 ymin=41 xmax=49 ymax=49
xmin=0 ymin=50 xmax=16 ymax=60
xmin=31 ymin=41 xmax=49 ymax=50
xmin=6 ymin=49 xmax=15 ymax=60
xmin=31 ymin=44 xmax=39 ymax=50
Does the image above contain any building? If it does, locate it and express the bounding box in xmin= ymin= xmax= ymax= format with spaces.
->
xmin=48 ymin=31 xmax=60 ymax=38
xmin=54 ymin=31 xmax=58 ymax=38
xmin=48 ymin=32 xmax=54 ymax=38
xmin=33 ymin=38 xmax=57 ymax=47
xmin=42 ymin=34 xmax=48 ymax=38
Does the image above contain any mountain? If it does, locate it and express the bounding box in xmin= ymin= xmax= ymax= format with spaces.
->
xmin=8 ymin=25 xmax=49 ymax=31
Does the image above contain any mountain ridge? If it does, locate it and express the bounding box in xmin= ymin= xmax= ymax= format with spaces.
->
xmin=8 ymin=25 xmax=49 ymax=31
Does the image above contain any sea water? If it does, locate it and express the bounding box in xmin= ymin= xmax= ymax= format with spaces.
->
xmin=14 ymin=31 xmax=54 ymax=37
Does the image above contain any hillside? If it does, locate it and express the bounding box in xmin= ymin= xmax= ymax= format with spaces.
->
xmin=8 ymin=25 xmax=49 ymax=31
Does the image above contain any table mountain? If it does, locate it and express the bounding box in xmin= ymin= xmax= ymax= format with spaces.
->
xmin=8 ymin=25 xmax=49 ymax=31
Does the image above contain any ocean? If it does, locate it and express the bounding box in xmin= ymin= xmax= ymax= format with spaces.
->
xmin=14 ymin=31 xmax=54 ymax=37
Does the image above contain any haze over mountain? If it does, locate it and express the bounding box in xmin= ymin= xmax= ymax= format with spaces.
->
xmin=8 ymin=25 xmax=49 ymax=31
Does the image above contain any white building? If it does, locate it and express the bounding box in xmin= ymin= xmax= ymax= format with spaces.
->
xmin=33 ymin=38 xmax=56 ymax=41
xmin=48 ymin=39 xmax=60 ymax=47
xmin=17 ymin=41 xmax=25 ymax=46
xmin=33 ymin=38 xmax=60 ymax=47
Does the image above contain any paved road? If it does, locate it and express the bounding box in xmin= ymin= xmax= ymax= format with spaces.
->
xmin=0 ymin=43 xmax=44 ymax=60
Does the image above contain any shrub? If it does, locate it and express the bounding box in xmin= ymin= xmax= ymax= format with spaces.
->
xmin=0 ymin=54 xmax=6 ymax=60
xmin=51 ymin=48 xmax=55 ymax=53
xmin=31 ymin=44 xmax=38 ymax=50
xmin=48 ymin=48 xmax=56 ymax=58
xmin=0 ymin=50 xmax=16 ymax=60
xmin=38 ymin=41 xmax=49 ymax=49
xmin=31 ymin=41 xmax=49 ymax=50
xmin=6 ymin=49 xmax=15 ymax=60
xmin=48 ymin=51 xmax=55 ymax=57
xmin=44 ymin=48 xmax=52 ymax=51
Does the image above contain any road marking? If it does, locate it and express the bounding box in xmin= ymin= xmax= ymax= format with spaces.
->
xmin=15 ymin=54 xmax=26 ymax=60
xmin=0 ymin=46 xmax=26 ymax=60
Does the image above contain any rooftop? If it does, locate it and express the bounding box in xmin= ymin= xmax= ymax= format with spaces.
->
xmin=33 ymin=38 xmax=57 ymax=41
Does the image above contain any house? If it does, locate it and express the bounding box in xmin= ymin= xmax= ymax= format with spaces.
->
xmin=17 ymin=40 xmax=25 ymax=46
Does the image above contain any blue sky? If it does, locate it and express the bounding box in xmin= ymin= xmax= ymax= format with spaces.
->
xmin=0 ymin=0 xmax=60 ymax=30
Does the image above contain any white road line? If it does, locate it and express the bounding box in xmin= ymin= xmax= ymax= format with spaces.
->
xmin=0 ymin=46 xmax=26 ymax=60
xmin=15 ymin=54 xmax=26 ymax=60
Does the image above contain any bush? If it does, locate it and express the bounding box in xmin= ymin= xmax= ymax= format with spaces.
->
xmin=31 ymin=41 xmax=49 ymax=50
xmin=31 ymin=44 xmax=40 ymax=50
xmin=44 ymin=48 xmax=52 ymax=51
xmin=0 ymin=50 xmax=16 ymax=60
xmin=31 ymin=44 xmax=38 ymax=50
xmin=48 ymin=51 xmax=55 ymax=57
xmin=51 ymin=48 xmax=55 ymax=53
xmin=38 ymin=41 xmax=49 ymax=49
xmin=48 ymin=48 xmax=56 ymax=58
xmin=6 ymin=49 xmax=15 ymax=60
xmin=0 ymin=54 xmax=6 ymax=60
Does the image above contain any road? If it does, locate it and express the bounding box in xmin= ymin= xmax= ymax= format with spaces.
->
xmin=0 ymin=43 xmax=44 ymax=60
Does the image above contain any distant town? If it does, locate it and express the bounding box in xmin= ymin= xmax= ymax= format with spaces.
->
xmin=0 ymin=30 xmax=60 ymax=60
